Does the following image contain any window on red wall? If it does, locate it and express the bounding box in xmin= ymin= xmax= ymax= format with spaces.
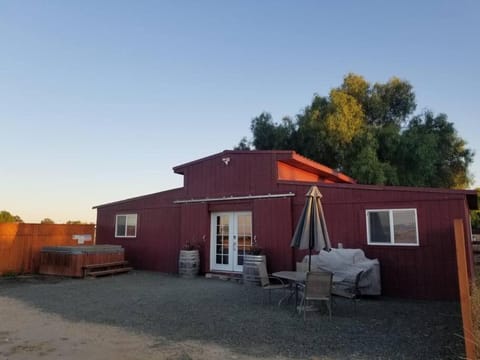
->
xmin=366 ymin=209 xmax=419 ymax=246
xmin=115 ymin=214 xmax=137 ymax=238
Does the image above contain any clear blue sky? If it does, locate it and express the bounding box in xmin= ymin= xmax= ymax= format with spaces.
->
xmin=1 ymin=1 xmax=479 ymax=223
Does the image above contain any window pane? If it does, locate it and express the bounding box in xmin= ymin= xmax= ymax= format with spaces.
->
xmin=116 ymin=216 xmax=126 ymax=237
xmin=126 ymin=226 xmax=135 ymax=236
xmin=393 ymin=210 xmax=417 ymax=244
xmin=126 ymin=215 xmax=137 ymax=236
xmin=369 ymin=212 xmax=391 ymax=243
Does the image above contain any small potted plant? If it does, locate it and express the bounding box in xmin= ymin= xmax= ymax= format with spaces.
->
xmin=247 ymin=239 xmax=263 ymax=255
xmin=178 ymin=240 xmax=200 ymax=277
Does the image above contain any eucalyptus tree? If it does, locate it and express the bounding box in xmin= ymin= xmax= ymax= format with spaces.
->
xmin=237 ymin=73 xmax=474 ymax=189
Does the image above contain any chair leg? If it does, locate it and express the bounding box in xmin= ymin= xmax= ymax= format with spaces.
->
xmin=303 ymin=299 xmax=306 ymax=321
xmin=303 ymin=299 xmax=307 ymax=321
xmin=326 ymin=299 xmax=332 ymax=320
xmin=298 ymin=295 xmax=304 ymax=318
xmin=278 ymin=287 xmax=289 ymax=306
xmin=295 ymin=285 xmax=298 ymax=308
xmin=353 ymin=294 xmax=361 ymax=314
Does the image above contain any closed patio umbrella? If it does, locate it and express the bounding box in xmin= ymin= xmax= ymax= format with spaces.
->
xmin=290 ymin=185 xmax=331 ymax=271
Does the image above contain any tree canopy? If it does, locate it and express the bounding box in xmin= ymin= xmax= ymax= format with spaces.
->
xmin=236 ymin=73 xmax=474 ymax=189
xmin=0 ymin=210 xmax=23 ymax=223
xmin=66 ymin=220 xmax=83 ymax=225
xmin=472 ymin=189 xmax=480 ymax=231
xmin=41 ymin=218 xmax=55 ymax=224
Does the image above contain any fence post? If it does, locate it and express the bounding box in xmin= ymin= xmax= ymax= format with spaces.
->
xmin=454 ymin=218 xmax=475 ymax=360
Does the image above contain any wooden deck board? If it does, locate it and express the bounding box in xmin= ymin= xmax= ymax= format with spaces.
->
xmin=87 ymin=267 xmax=133 ymax=277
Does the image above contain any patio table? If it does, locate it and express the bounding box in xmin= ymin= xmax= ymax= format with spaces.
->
xmin=273 ymin=271 xmax=340 ymax=283
xmin=272 ymin=271 xmax=340 ymax=308
xmin=273 ymin=271 xmax=306 ymax=282
xmin=272 ymin=271 xmax=307 ymax=306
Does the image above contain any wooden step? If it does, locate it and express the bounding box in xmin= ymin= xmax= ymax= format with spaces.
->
xmin=82 ymin=261 xmax=131 ymax=278
xmin=205 ymin=272 xmax=243 ymax=283
xmin=87 ymin=267 xmax=133 ymax=278
xmin=83 ymin=260 xmax=129 ymax=270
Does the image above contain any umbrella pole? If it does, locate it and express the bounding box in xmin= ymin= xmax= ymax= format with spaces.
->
xmin=308 ymin=249 xmax=312 ymax=272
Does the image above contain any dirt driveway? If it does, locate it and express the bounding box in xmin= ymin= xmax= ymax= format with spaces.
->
xmin=0 ymin=272 xmax=465 ymax=359
xmin=0 ymin=296 xmax=261 ymax=360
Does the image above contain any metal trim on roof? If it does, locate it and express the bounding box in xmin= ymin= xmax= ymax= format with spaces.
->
xmin=173 ymin=192 xmax=295 ymax=204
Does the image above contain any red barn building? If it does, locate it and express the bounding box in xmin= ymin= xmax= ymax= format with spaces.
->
xmin=94 ymin=150 xmax=478 ymax=300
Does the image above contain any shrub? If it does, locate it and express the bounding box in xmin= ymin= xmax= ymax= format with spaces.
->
xmin=2 ymin=270 xmax=18 ymax=277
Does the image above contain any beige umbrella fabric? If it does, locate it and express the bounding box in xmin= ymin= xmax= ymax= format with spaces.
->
xmin=290 ymin=185 xmax=332 ymax=271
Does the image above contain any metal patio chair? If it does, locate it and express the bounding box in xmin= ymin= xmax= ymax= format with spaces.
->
xmin=297 ymin=271 xmax=333 ymax=320
xmin=256 ymin=262 xmax=290 ymax=305
xmin=332 ymin=270 xmax=364 ymax=313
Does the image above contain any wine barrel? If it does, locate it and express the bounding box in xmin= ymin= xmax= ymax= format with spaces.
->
xmin=178 ymin=250 xmax=200 ymax=277
xmin=242 ymin=254 xmax=266 ymax=285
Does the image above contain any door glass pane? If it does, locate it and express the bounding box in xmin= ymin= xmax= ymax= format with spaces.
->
xmin=369 ymin=211 xmax=391 ymax=243
xmin=236 ymin=214 xmax=252 ymax=266
xmin=215 ymin=215 xmax=229 ymax=265
xmin=393 ymin=210 xmax=417 ymax=244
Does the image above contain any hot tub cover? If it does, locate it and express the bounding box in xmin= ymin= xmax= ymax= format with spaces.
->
xmin=303 ymin=248 xmax=381 ymax=296
xmin=41 ymin=245 xmax=124 ymax=255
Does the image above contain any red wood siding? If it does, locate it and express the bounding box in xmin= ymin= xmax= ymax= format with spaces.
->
xmin=96 ymin=193 xmax=182 ymax=273
xmin=279 ymin=182 xmax=473 ymax=300
xmin=253 ymin=197 xmax=293 ymax=273
xmin=180 ymin=203 xmax=210 ymax=273
xmin=180 ymin=152 xmax=279 ymax=197
xmin=95 ymin=151 xmax=476 ymax=300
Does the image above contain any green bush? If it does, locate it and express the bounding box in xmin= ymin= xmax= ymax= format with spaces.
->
xmin=1 ymin=270 xmax=18 ymax=277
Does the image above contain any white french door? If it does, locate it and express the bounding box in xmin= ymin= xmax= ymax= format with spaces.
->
xmin=210 ymin=212 xmax=252 ymax=272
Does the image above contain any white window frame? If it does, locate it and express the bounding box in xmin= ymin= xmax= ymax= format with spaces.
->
xmin=115 ymin=214 xmax=138 ymax=238
xmin=366 ymin=208 xmax=419 ymax=246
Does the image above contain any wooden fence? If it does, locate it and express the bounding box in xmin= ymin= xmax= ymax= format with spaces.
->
xmin=472 ymin=232 xmax=480 ymax=265
xmin=0 ymin=223 xmax=95 ymax=275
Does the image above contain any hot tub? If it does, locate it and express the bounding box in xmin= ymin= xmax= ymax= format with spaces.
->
xmin=39 ymin=245 xmax=125 ymax=277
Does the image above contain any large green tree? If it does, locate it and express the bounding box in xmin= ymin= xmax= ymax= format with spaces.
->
xmin=472 ymin=189 xmax=480 ymax=231
xmin=0 ymin=210 xmax=23 ymax=223
xmin=236 ymin=73 xmax=474 ymax=188
xmin=395 ymin=112 xmax=473 ymax=188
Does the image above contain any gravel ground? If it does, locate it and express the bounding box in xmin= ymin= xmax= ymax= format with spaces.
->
xmin=0 ymin=271 xmax=465 ymax=359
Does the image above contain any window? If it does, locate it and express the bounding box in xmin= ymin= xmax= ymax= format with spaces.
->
xmin=115 ymin=214 xmax=137 ymax=238
xmin=366 ymin=209 xmax=418 ymax=246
